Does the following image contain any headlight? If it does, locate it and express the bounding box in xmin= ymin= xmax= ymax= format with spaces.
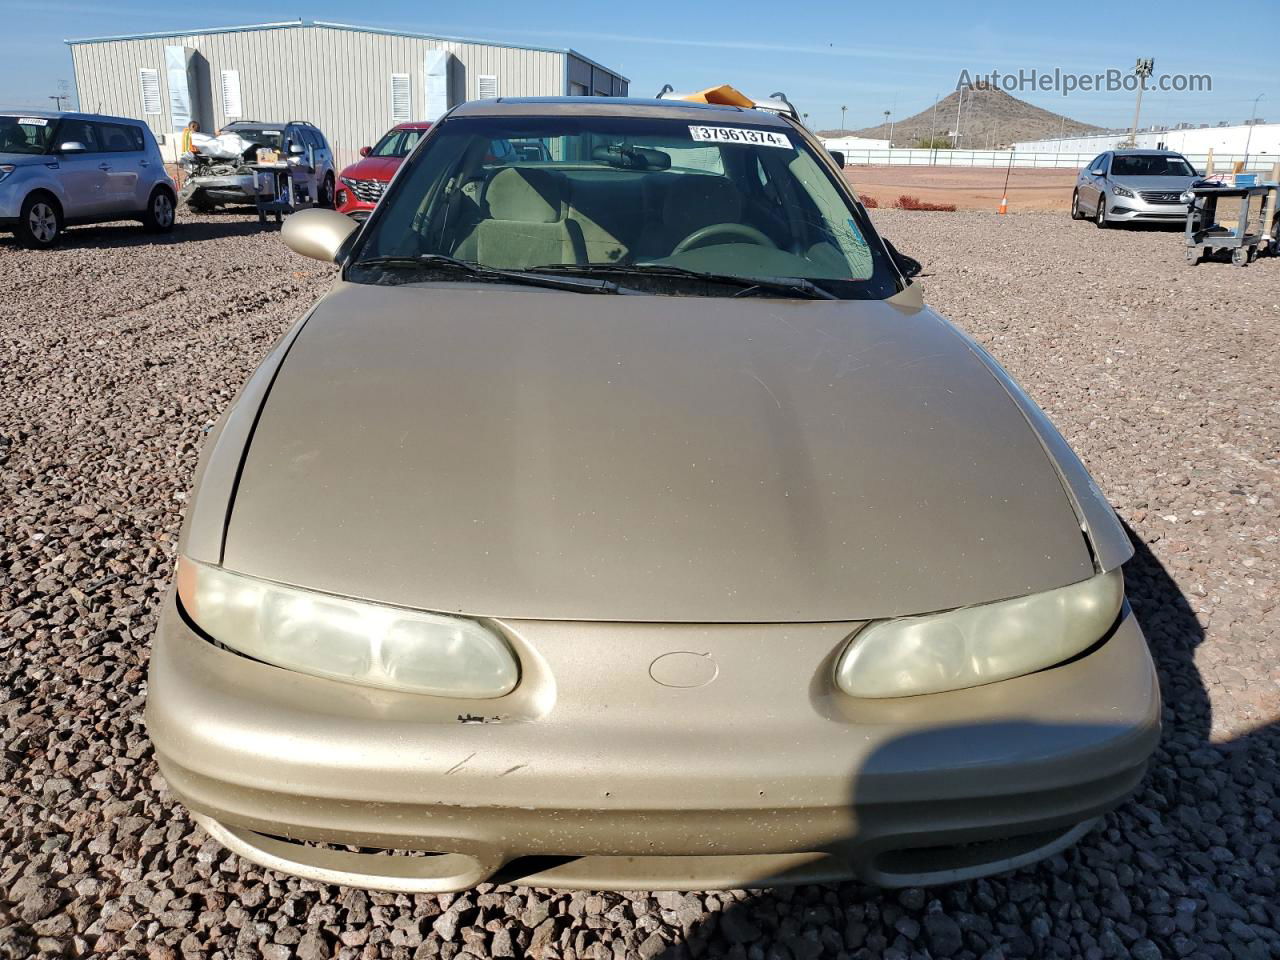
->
xmin=1111 ymin=184 xmax=1134 ymax=198
xmin=0 ymin=165 xmax=14 ymax=182
xmin=339 ymin=176 xmax=356 ymax=188
xmin=176 ymin=557 xmax=519 ymax=698
xmin=835 ymin=570 xmax=1124 ymax=698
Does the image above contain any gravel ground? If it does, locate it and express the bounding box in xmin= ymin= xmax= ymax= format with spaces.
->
xmin=1 ymin=210 xmax=1277 ymax=960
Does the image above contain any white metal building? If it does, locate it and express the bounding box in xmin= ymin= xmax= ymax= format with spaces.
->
xmin=66 ymin=20 xmax=629 ymax=166
xmin=1014 ymin=122 xmax=1280 ymax=162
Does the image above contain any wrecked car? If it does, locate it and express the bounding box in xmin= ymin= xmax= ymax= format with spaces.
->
xmin=148 ymin=96 xmax=1160 ymax=893
xmin=180 ymin=120 xmax=336 ymax=211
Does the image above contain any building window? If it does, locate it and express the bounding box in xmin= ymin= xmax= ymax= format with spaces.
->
xmin=220 ymin=69 xmax=242 ymax=119
xmin=138 ymin=68 xmax=162 ymax=115
xmin=390 ymin=73 xmax=411 ymax=124
xmin=478 ymin=74 xmax=498 ymax=100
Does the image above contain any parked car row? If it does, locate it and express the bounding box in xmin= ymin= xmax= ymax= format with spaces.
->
xmin=0 ymin=108 xmax=417 ymax=247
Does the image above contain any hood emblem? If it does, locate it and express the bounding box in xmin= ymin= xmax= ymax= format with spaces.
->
xmin=649 ymin=651 xmax=718 ymax=688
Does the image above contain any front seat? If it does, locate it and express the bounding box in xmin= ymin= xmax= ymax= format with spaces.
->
xmin=467 ymin=167 xmax=584 ymax=270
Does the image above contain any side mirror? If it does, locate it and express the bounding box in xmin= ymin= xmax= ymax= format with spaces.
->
xmin=289 ymin=142 xmax=305 ymax=155
xmin=58 ymin=141 xmax=87 ymax=153
xmin=359 ymin=145 xmax=372 ymax=157
xmin=883 ymin=238 xmax=923 ymax=279
xmin=282 ymin=208 xmax=359 ymax=263
xmin=828 ymin=150 xmax=846 ymax=169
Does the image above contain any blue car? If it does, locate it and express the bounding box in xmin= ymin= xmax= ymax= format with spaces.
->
xmin=0 ymin=110 xmax=176 ymax=248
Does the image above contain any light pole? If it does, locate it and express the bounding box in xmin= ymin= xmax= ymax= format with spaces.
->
xmin=48 ymin=94 xmax=68 ymax=111
xmin=953 ymin=85 xmax=964 ymax=148
xmin=840 ymin=105 xmax=847 ymax=134
xmin=1126 ymin=57 xmax=1154 ymax=147
xmin=884 ymin=110 xmax=892 ymax=146
xmin=1243 ymin=93 xmax=1265 ymax=169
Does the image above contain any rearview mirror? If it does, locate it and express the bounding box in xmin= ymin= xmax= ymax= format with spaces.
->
xmin=58 ymin=141 xmax=87 ymax=153
xmin=359 ymin=146 xmax=372 ymax=157
xmin=282 ymin=208 xmax=359 ymax=263
xmin=828 ymin=150 xmax=846 ymax=169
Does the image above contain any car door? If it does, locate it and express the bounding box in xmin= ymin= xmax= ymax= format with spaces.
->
xmin=94 ymin=121 xmax=148 ymax=214
xmin=1090 ymin=153 xmax=1112 ymax=212
xmin=50 ymin=119 xmax=108 ymax=218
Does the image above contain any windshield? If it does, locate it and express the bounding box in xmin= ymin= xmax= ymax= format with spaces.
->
xmin=371 ymin=127 xmax=428 ymax=158
xmin=349 ymin=114 xmax=897 ymax=299
xmin=0 ymin=116 xmax=56 ymax=154
xmin=229 ymin=127 xmax=284 ymax=149
xmin=1111 ymin=154 xmax=1195 ymax=178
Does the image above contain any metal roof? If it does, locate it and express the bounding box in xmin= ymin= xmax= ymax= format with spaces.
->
xmin=63 ymin=18 xmax=628 ymax=82
xmin=450 ymin=96 xmax=791 ymax=124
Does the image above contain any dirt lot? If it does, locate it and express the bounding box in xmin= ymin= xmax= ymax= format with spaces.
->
xmin=2 ymin=210 xmax=1278 ymax=960
xmin=845 ymin=165 xmax=1080 ymax=213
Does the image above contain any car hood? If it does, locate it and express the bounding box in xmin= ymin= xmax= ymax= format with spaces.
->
xmin=222 ymin=282 xmax=1093 ymax=622
xmin=1111 ymin=175 xmax=1199 ymax=191
xmin=339 ymin=155 xmax=402 ymax=181
xmin=0 ymin=152 xmax=48 ymax=166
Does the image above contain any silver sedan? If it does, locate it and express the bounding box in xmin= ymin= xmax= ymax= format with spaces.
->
xmin=1072 ymin=149 xmax=1200 ymax=227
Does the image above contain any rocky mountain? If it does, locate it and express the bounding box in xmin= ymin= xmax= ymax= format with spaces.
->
xmin=820 ymin=87 xmax=1102 ymax=147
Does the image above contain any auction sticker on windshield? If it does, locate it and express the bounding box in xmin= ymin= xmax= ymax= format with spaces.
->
xmin=689 ymin=125 xmax=791 ymax=148
xmin=18 ymin=118 xmax=48 ymax=126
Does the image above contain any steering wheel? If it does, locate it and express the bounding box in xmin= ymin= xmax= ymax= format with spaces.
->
xmin=672 ymin=222 xmax=776 ymax=255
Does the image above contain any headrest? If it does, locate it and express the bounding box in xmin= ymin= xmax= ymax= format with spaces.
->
xmin=662 ymin=175 xmax=743 ymax=238
xmin=487 ymin=167 xmax=564 ymax=223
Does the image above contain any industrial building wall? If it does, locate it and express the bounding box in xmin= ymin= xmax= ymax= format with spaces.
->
xmin=1014 ymin=123 xmax=1280 ymax=159
xmin=69 ymin=24 xmax=587 ymax=167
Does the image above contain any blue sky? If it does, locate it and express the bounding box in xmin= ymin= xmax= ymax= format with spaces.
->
xmin=3 ymin=0 xmax=1276 ymax=131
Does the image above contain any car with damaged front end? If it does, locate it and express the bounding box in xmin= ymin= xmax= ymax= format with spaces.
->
xmin=147 ymin=96 xmax=1160 ymax=893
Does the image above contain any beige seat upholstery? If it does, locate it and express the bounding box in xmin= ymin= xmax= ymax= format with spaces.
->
xmin=462 ymin=168 xmax=584 ymax=270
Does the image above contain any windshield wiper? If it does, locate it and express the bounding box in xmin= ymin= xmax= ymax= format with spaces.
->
xmin=351 ymin=254 xmax=621 ymax=294
xmin=530 ymin=263 xmax=839 ymax=300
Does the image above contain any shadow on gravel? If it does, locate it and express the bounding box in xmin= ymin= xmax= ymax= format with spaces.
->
xmin=650 ymin=523 xmax=1278 ymax=960
xmin=0 ymin=215 xmax=274 ymax=252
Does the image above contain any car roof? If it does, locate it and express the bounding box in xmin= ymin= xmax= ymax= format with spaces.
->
xmin=449 ymin=96 xmax=793 ymax=128
xmin=392 ymin=121 xmax=433 ymax=130
xmin=1111 ymin=148 xmax=1186 ymax=156
xmin=3 ymin=108 xmax=144 ymax=126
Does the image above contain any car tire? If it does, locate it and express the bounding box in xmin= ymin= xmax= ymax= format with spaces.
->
xmin=1070 ymin=190 xmax=1084 ymax=220
xmin=16 ymin=193 xmax=62 ymax=249
xmin=320 ymin=173 xmax=335 ymax=209
xmin=1094 ymin=192 xmax=1108 ymax=228
xmin=142 ymin=188 xmax=176 ymax=233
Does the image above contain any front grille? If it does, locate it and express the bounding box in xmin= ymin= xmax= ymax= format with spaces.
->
xmin=1139 ymin=190 xmax=1184 ymax=205
xmin=344 ymin=178 xmax=385 ymax=204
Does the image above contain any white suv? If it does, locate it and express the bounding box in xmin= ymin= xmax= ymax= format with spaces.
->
xmin=0 ymin=111 xmax=176 ymax=248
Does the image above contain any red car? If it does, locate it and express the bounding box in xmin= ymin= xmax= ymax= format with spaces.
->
xmin=336 ymin=122 xmax=431 ymax=219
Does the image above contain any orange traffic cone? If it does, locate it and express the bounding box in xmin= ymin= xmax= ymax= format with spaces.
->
xmin=998 ymin=195 xmax=1008 ymax=215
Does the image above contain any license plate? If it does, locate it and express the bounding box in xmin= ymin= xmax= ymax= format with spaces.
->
xmin=688 ymin=125 xmax=792 ymax=149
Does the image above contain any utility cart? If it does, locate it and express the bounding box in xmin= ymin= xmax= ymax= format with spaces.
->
xmin=1184 ymin=183 xmax=1274 ymax=266
xmin=249 ymin=150 xmax=318 ymax=225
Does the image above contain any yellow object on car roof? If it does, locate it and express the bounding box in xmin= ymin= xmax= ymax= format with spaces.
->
xmin=676 ymin=85 xmax=757 ymax=108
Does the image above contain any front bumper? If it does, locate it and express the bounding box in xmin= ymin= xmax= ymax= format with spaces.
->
xmin=182 ymin=173 xmax=266 ymax=206
xmin=1107 ymin=199 xmax=1186 ymax=223
xmin=147 ymin=592 xmax=1160 ymax=891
